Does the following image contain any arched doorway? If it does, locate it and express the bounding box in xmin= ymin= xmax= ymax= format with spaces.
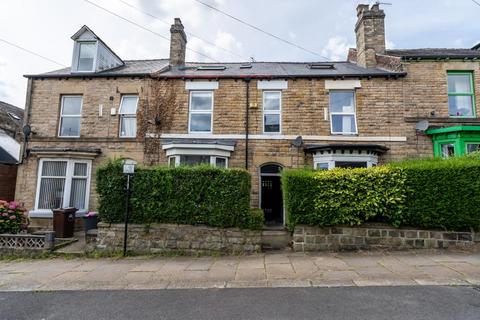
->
xmin=260 ymin=164 xmax=283 ymax=226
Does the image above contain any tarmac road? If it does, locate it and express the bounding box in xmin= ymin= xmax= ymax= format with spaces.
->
xmin=1 ymin=286 xmax=480 ymax=320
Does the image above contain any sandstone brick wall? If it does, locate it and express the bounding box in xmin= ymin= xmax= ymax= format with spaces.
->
xmin=15 ymin=58 xmax=480 ymax=214
xmin=293 ymin=224 xmax=475 ymax=252
xmin=96 ymin=222 xmax=262 ymax=254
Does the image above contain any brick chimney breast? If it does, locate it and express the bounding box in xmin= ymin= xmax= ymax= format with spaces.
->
xmin=355 ymin=3 xmax=386 ymax=68
xmin=170 ymin=18 xmax=187 ymax=67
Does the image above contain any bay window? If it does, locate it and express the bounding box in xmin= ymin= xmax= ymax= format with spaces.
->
xmin=119 ymin=95 xmax=139 ymax=138
xmin=189 ymin=91 xmax=213 ymax=133
xmin=447 ymin=72 xmax=475 ymax=117
xmin=59 ymin=96 xmax=82 ymax=137
xmin=329 ymin=90 xmax=357 ymax=134
xmin=168 ymin=155 xmax=228 ymax=168
xmin=263 ymin=91 xmax=281 ymax=133
xmin=35 ymin=159 xmax=91 ymax=212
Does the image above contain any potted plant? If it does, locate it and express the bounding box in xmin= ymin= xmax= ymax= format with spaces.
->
xmin=83 ymin=211 xmax=98 ymax=234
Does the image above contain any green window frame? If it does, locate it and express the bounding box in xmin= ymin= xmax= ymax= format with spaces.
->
xmin=447 ymin=71 xmax=475 ymax=118
xmin=427 ymin=126 xmax=480 ymax=158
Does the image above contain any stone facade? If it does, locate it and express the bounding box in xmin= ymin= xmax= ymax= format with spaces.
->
xmin=14 ymin=3 xmax=480 ymax=228
xmin=96 ymin=222 xmax=262 ymax=254
xmin=293 ymin=224 xmax=476 ymax=252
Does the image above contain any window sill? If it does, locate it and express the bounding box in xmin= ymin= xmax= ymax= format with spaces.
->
xmin=331 ymin=133 xmax=359 ymax=136
xmin=29 ymin=209 xmax=88 ymax=218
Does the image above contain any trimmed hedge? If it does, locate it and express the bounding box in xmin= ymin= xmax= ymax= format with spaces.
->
xmin=282 ymin=157 xmax=480 ymax=231
xmin=388 ymin=157 xmax=480 ymax=230
xmin=282 ymin=167 xmax=406 ymax=230
xmin=96 ymin=159 xmax=261 ymax=230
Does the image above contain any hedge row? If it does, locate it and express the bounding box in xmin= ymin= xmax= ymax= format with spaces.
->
xmin=283 ymin=157 xmax=480 ymax=231
xmin=96 ymin=159 xmax=262 ymax=230
xmin=282 ymin=166 xmax=406 ymax=229
xmin=388 ymin=157 xmax=480 ymax=230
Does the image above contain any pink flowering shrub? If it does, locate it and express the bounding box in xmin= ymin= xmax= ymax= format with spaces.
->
xmin=0 ymin=200 xmax=28 ymax=234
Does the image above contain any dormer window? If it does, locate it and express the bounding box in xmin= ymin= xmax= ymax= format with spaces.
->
xmin=70 ymin=25 xmax=124 ymax=73
xmin=77 ymin=42 xmax=96 ymax=72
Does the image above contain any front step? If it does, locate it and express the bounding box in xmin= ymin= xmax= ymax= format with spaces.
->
xmin=261 ymin=230 xmax=292 ymax=250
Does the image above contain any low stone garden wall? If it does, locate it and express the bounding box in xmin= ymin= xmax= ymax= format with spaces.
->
xmin=293 ymin=224 xmax=476 ymax=252
xmin=95 ymin=222 xmax=262 ymax=254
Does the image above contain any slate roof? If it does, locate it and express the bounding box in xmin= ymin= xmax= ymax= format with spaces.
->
xmin=26 ymin=60 xmax=405 ymax=79
xmin=158 ymin=61 xmax=403 ymax=79
xmin=0 ymin=146 xmax=17 ymax=164
xmin=25 ymin=59 xmax=170 ymax=78
xmin=386 ymin=48 xmax=480 ymax=59
xmin=0 ymin=101 xmax=24 ymax=125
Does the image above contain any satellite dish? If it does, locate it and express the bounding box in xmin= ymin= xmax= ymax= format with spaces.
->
xmin=22 ymin=124 xmax=31 ymax=137
xmin=293 ymin=136 xmax=304 ymax=147
xmin=415 ymin=120 xmax=429 ymax=132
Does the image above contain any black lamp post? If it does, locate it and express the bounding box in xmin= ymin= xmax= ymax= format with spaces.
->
xmin=122 ymin=161 xmax=135 ymax=256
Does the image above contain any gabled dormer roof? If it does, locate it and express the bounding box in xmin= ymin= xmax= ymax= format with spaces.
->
xmin=70 ymin=25 xmax=124 ymax=73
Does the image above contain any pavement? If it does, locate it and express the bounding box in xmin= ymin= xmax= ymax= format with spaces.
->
xmin=1 ymin=249 xmax=480 ymax=291
xmin=1 ymin=286 xmax=480 ymax=320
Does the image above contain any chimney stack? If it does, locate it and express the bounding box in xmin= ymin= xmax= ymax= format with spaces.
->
xmin=169 ymin=18 xmax=187 ymax=66
xmin=355 ymin=3 xmax=386 ymax=68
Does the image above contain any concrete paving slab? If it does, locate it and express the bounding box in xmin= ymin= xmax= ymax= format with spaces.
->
xmin=1 ymin=250 xmax=479 ymax=291
xmin=265 ymin=263 xmax=296 ymax=279
xmin=235 ymin=268 xmax=266 ymax=281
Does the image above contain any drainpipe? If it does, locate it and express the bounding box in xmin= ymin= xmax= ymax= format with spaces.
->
xmin=19 ymin=78 xmax=34 ymax=164
xmin=244 ymin=78 xmax=251 ymax=170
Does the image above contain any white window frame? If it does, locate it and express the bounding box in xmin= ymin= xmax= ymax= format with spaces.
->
xmin=118 ymin=95 xmax=139 ymax=138
xmin=329 ymin=90 xmax=358 ymax=135
xmin=313 ymin=152 xmax=378 ymax=170
xmin=34 ymin=158 xmax=92 ymax=213
xmin=263 ymin=91 xmax=282 ymax=134
xmin=74 ymin=41 xmax=98 ymax=73
xmin=188 ymin=91 xmax=214 ymax=133
xmin=168 ymin=155 xmax=228 ymax=168
xmin=58 ymin=95 xmax=83 ymax=138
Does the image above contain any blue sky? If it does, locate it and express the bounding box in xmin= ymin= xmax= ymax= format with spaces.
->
xmin=0 ymin=0 xmax=479 ymax=108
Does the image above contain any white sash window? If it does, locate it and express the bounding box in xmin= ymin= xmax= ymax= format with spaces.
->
xmin=119 ymin=95 xmax=139 ymax=138
xmin=329 ymin=90 xmax=358 ymax=135
xmin=189 ymin=91 xmax=213 ymax=133
xmin=59 ymin=96 xmax=82 ymax=137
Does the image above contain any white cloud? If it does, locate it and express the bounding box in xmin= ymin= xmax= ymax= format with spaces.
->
xmin=386 ymin=39 xmax=395 ymax=49
xmin=321 ymin=36 xmax=354 ymax=61
xmin=0 ymin=57 xmax=11 ymax=102
xmin=188 ymin=30 xmax=243 ymax=62
xmin=288 ymin=31 xmax=297 ymax=40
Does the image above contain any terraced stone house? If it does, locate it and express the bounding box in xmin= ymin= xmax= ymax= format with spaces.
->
xmin=15 ymin=4 xmax=480 ymax=228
